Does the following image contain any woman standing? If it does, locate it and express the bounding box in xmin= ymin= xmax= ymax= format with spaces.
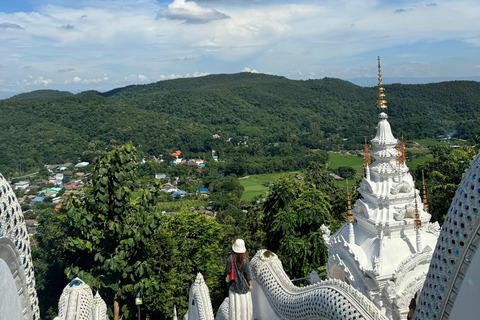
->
xmin=225 ymin=239 xmax=253 ymax=320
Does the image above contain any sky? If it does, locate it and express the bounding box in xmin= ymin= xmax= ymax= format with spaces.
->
xmin=1 ymin=0 xmax=480 ymax=98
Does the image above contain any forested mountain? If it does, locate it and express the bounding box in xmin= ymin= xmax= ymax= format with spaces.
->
xmin=1 ymin=72 xmax=479 ymax=174
xmin=10 ymin=89 xmax=75 ymax=99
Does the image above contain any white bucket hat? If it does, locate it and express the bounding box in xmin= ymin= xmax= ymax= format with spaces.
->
xmin=232 ymin=239 xmax=246 ymax=253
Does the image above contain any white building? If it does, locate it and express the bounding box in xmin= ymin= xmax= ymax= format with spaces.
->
xmin=55 ymin=173 xmax=64 ymax=186
xmin=323 ymin=59 xmax=439 ymax=320
xmin=13 ymin=181 xmax=29 ymax=190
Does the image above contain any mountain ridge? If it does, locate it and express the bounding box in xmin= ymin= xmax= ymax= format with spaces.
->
xmin=0 ymin=72 xmax=479 ymax=174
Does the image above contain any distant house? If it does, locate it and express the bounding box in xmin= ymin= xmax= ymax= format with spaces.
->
xmin=45 ymin=164 xmax=59 ymax=170
xmin=55 ymin=173 xmax=64 ymax=186
xmin=212 ymin=134 xmax=221 ymax=139
xmin=25 ymin=220 xmax=38 ymax=227
xmin=197 ymin=188 xmax=209 ymax=195
xmin=160 ymin=183 xmax=178 ymax=193
xmin=13 ymin=181 xmax=29 ymax=190
xmin=45 ymin=163 xmax=72 ymax=170
xmin=52 ymin=197 xmax=62 ymax=204
xmin=31 ymin=197 xmax=44 ymax=202
xmin=75 ymin=162 xmax=89 ymax=168
xmin=170 ymin=150 xmax=182 ymax=157
xmin=171 ymin=190 xmax=187 ymax=198
xmin=155 ymin=173 xmax=167 ymax=179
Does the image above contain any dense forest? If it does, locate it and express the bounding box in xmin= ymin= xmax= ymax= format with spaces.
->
xmin=2 ymin=72 xmax=480 ymax=175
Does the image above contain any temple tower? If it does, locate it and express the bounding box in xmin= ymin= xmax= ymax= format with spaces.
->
xmin=324 ymin=58 xmax=440 ymax=320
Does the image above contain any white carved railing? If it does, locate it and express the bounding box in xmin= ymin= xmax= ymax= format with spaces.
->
xmin=250 ymin=249 xmax=389 ymax=320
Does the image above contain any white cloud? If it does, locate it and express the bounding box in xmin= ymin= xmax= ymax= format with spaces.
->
xmin=1 ymin=0 xmax=480 ymax=94
xmin=33 ymin=77 xmax=52 ymax=85
xmin=242 ymin=67 xmax=258 ymax=73
xmin=193 ymin=71 xmax=209 ymax=77
xmin=138 ymin=74 xmax=149 ymax=81
xmin=158 ymin=0 xmax=229 ymax=24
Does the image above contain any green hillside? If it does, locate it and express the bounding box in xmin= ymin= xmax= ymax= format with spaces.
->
xmin=10 ymin=89 xmax=74 ymax=99
xmin=1 ymin=72 xmax=479 ymax=175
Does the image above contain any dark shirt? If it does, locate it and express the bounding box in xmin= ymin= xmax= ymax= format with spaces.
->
xmin=225 ymin=255 xmax=252 ymax=294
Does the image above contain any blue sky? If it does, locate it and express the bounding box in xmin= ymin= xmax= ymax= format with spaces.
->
xmin=1 ymin=0 xmax=479 ymax=97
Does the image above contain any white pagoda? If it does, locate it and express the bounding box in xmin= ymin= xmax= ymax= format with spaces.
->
xmin=324 ymin=58 xmax=440 ymax=320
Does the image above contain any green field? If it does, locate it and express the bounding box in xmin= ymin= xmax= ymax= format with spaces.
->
xmin=238 ymin=150 xmax=435 ymax=201
xmin=415 ymin=138 xmax=442 ymax=148
xmin=328 ymin=153 xmax=364 ymax=188
xmin=327 ymin=152 xmax=364 ymax=170
xmin=406 ymin=154 xmax=433 ymax=171
xmin=239 ymin=172 xmax=294 ymax=201
xmin=240 ymin=153 xmax=365 ymax=200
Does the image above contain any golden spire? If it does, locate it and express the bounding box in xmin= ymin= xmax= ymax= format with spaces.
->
xmin=346 ymin=180 xmax=354 ymax=223
xmin=422 ymin=170 xmax=429 ymax=212
xmin=414 ymin=189 xmax=422 ymax=229
xmin=396 ymin=136 xmax=407 ymax=165
xmin=376 ymin=56 xmax=387 ymax=110
xmin=364 ymin=138 xmax=371 ymax=167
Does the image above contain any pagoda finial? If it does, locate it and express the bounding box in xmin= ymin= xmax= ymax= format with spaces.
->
xmin=376 ymin=56 xmax=387 ymax=110
xmin=414 ymin=189 xmax=421 ymax=229
xmin=364 ymin=138 xmax=371 ymax=167
xmin=346 ymin=179 xmax=355 ymax=245
xmin=346 ymin=179 xmax=354 ymax=223
xmin=396 ymin=136 xmax=407 ymax=165
xmin=422 ymin=170 xmax=429 ymax=212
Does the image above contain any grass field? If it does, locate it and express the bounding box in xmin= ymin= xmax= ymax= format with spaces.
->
xmin=327 ymin=152 xmax=364 ymax=170
xmin=328 ymin=153 xmax=364 ymax=188
xmin=238 ymin=150 xmax=435 ymax=201
xmin=406 ymin=154 xmax=433 ymax=171
xmin=239 ymin=172 xmax=296 ymax=201
xmin=240 ymin=153 xmax=365 ymax=200
xmin=415 ymin=138 xmax=442 ymax=148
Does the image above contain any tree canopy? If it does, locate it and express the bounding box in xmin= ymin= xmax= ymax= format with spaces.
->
xmin=2 ymin=73 xmax=480 ymax=176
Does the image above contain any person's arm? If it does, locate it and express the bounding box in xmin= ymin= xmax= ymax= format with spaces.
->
xmin=225 ymin=255 xmax=231 ymax=275
xmin=244 ymin=258 xmax=253 ymax=291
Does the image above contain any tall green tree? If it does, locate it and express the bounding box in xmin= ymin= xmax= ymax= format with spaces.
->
xmin=32 ymin=208 xmax=70 ymax=320
xmin=304 ymin=162 xmax=347 ymax=224
xmin=415 ymin=145 xmax=476 ymax=224
xmin=145 ymin=209 xmax=224 ymax=318
xmin=262 ymin=171 xmax=333 ymax=278
xmin=62 ymin=143 xmax=162 ymax=319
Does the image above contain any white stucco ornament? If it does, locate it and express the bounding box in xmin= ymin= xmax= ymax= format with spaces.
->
xmin=325 ymin=61 xmax=439 ymax=320
xmin=0 ymin=173 xmax=40 ymax=320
